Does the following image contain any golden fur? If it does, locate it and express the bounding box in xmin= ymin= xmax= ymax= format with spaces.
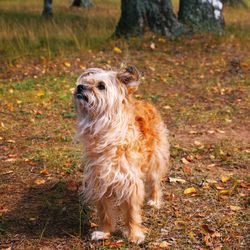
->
xmin=74 ymin=66 xmax=170 ymax=243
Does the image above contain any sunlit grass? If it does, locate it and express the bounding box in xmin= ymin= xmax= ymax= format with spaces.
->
xmin=1 ymin=0 xmax=250 ymax=61
xmin=0 ymin=0 xmax=120 ymax=59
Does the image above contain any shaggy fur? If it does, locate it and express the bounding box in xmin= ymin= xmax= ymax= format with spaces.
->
xmin=74 ymin=66 xmax=170 ymax=243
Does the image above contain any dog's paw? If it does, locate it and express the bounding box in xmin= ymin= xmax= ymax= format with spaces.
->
xmin=147 ymin=199 xmax=161 ymax=209
xmin=91 ymin=231 xmax=110 ymax=241
xmin=129 ymin=231 xmax=145 ymax=244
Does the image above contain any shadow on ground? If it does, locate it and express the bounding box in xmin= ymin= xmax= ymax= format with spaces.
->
xmin=0 ymin=180 xmax=90 ymax=239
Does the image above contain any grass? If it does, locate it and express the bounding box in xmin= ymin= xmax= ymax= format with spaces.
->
xmin=1 ymin=0 xmax=250 ymax=61
xmin=0 ymin=0 xmax=120 ymax=60
xmin=0 ymin=1 xmax=250 ymax=249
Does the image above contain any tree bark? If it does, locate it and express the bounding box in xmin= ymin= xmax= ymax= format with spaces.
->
xmin=115 ymin=0 xmax=186 ymax=38
xmin=179 ymin=0 xmax=224 ymax=32
xmin=42 ymin=0 xmax=53 ymax=17
xmin=222 ymin=0 xmax=247 ymax=7
xmin=71 ymin=0 xmax=92 ymax=7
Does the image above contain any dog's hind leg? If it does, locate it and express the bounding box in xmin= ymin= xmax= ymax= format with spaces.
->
xmin=91 ymin=198 xmax=116 ymax=241
xmin=146 ymin=147 xmax=169 ymax=209
xmin=121 ymin=180 xmax=146 ymax=244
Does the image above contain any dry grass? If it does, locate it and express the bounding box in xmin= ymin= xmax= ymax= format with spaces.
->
xmin=0 ymin=0 xmax=120 ymax=60
xmin=0 ymin=1 xmax=250 ymax=249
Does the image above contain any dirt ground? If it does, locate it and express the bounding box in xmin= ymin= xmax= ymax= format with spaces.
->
xmin=1 ymin=5 xmax=250 ymax=250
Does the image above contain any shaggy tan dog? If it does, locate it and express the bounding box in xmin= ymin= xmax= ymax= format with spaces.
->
xmin=74 ymin=66 xmax=170 ymax=243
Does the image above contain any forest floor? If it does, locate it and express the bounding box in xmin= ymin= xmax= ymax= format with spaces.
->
xmin=0 ymin=2 xmax=250 ymax=250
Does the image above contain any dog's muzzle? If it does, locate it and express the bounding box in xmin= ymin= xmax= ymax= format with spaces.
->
xmin=76 ymin=84 xmax=89 ymax=103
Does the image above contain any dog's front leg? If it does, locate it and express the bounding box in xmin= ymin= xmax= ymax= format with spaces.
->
xmin=91 ymin=197 xmax=116 ymax=241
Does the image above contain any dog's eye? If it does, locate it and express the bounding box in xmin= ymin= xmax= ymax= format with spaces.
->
xmin=97 ymin=81 xmax=106 ymax=90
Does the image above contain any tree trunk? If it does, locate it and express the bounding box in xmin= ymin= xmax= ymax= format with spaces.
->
xmin=222 ymin=0 xmax=247 ymax=7
xmin=179 ymin=0 xmax=224 ymax=32
xmin=71 ymin=0 xmax=92 ymax=7
xmin=115 ymin=0 xmax=186 ymax=38
xmin=42 ymin=0 xmax=53 ymax=17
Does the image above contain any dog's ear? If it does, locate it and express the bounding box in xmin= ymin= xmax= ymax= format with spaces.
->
xmin=117 ymin=66 xmax=140 ymax=94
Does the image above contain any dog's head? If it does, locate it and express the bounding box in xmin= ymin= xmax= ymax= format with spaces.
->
xmin=74 ymin=66 xmax=141 ymax=118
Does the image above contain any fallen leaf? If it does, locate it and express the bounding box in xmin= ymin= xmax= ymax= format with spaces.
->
xmin=206 ymin=179 xmax=217 ymax=184
xmin=113 ymin=47 xmax=122 ymax=54
xmin=163 ymin=105 xmax=171 ymax=110
xmin=40 ymin=169 xmax=49 ymax=175
xmin=219 ymin=181 xmax=238 ymax=196
xmin=34 ymin=179 xmax=45 ymax=185
xmin=188 ymin=231 xmax=196 ymax=241
xmin=219 ymin=189 xmax=232 ymax=195
xmin=181 ymin=157 xmax=189 ymax=164
xmin=201 ymin=224 xmax=215 ymax=234
xmin=221 ymin=175 xmax=230 ymax=183
xmin=189 ymin=130 xmax=197 ymax=134
xmin=194 ymin=140 xmax=202 ymax=146
xmin=64 ymin=61 xmax=71 ymax=67
xmin=169 ymin=177 xmax=186 ymax=184
xmin=184 ymin=187 xmax=197 ymax=195
xmin=150 ymin=42 xmax=156 ymax=50
xmin=207 ymin=130 xmax=215 ymax=134
xmin=7 ymin=139 xmax=15 ymax=143
xmin=183 ymin=165 xmax=192 ymax=174
xmin=186 ymin=155 xmax=194 ymax=162
xmin=239 ymin=181 xmax=250 ymax=189
xmin=159 ymin=241 xmax=170 ymax=248
xmin=229 ymin=205 xmax=241 ymax=211
xmin=4 ymin=158 xmax=16 ymax=162
xmin=158 ymin=38 xmax=166 ymax=43
xmin=215 ymin=185 xmax=225 ymax=190
xmin=37 ymin=90 xmax=45 ymax=97
xmin=212 ymin=232 xmax=221 ymax=238
xmin=216 ymin=129 xmax=225 ymax=134
xmin=204 ymin=234 xmax=210 ymax=245
xmin=202 ymin=183 xmax=210 ymax=189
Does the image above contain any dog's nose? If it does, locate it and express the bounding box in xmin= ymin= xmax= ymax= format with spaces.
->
xmin=77 ymin=84 xmax=88 ymax=93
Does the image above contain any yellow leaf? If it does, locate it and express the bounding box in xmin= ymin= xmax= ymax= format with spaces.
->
xmin=113 ymin=47 xmax=122 ymax=53
xmin=188 ymin=231 xmax=196 ymax=241
xmin=159 ymin=241 xmax=170 ymax=248
xmin=37 ymin=90 xmax=45 ymax=97
xmin=34 ymin=179 xmax=45 ymax=185
xmin=215 ymin=185 xmax=224 ymax=190
xmin=229 ymin=205 xmax=241 ymax=211
xmin=221 ymin=175 xmax=230 ymax=183
xmin=40 ymin=169 xmax=49 ymax=175
xmin=184 ymin=187 xmax=197 ymax=195
xmin=64 ymin=61 xmax=71 ymax=67
xmin=219 ymin=189 xmax=232 ymax=195
xmin=202 ymin=183 xmax=210 ymax=189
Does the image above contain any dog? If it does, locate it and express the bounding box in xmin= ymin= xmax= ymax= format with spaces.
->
xmin=74 ymin=66 xmax=170 ymax=243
